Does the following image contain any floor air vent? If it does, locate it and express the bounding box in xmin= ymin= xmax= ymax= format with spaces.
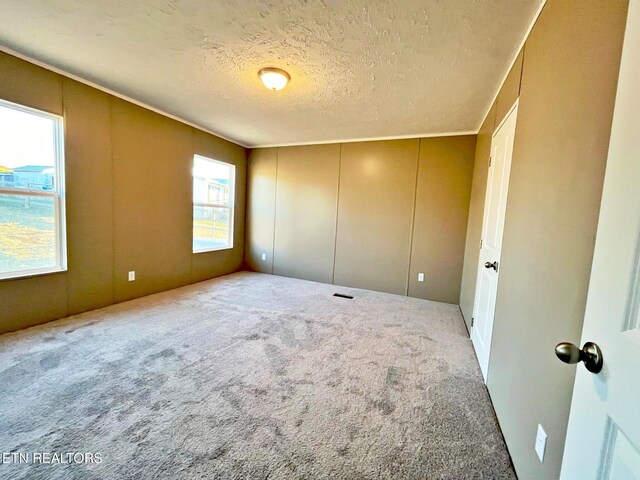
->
xmin=333 ymin=293 xmax=354 ymax=299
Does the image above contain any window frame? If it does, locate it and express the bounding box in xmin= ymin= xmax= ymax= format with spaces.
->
xmin=192 ymin=155 xmax=235 ymax=253
xmin=0 ymin=99 xmax=67 ymax=281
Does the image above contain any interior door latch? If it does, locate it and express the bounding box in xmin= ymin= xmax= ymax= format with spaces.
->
xmin=484 ymin=261 xmax=498 ymax=272
xmin=555 ymin=341 xmax=603 ymax=374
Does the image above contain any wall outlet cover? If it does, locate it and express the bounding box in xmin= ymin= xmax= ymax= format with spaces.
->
xmin=261 ymin=253 xmax=267 ymax=261
xmin=418 ymin=273 xmax=425 ymax=282
xmin=535 ymin=424 xmax=547 ymax=462
xmin=128 ymin=271 xmax=136 ymax=282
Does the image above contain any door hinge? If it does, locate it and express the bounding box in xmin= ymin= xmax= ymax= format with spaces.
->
xmin=471 ymin=317 xmax=475 ymax=327
xmin=489 ymin=156 xmax=492 ymax=167
xmin=480 ymin=239 xmax=483 ymax=249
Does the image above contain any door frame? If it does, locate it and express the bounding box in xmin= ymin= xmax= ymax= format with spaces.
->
xmin=471 ymin=98 xmax=519 ymax=381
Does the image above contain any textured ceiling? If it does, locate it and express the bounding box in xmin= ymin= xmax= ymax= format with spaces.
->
xmin=0 ymin=0 xmax=543 ymax=147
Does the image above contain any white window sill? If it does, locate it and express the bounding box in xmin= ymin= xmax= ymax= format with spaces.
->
xmin=193 ymin=246 xmax=234 ymax=254
xmin=0 ymin=266 xmax=67 ymax=282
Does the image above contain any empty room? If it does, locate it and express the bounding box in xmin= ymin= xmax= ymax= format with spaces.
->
xmin=0 ymin=0 xmax=638 ymax=479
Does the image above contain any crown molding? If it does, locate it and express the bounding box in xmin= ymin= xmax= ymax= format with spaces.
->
xmin=475 ymin=0 xmax=547 ymax=131
xmin=251 ymin=130 xmax=479 ymax=149
xmin=0 ymin=45 xmax=250 ymax=148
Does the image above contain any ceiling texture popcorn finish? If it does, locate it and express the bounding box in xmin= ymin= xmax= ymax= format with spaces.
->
xmin=0 ymin=0 xmax=544 ymax=147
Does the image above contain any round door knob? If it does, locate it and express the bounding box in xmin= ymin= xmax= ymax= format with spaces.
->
xmin=555 ymin=341 xmax=603 ymax=373
xmin=484 ymin=261 xmax=498 ymax=271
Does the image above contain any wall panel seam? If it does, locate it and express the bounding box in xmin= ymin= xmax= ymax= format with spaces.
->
xmin=474 ymin=0 xmax=547 ymax=132
xmin=331 ymin=143 xmax=343 ymax=285
xmin=62 ymin=78 xmax=70 ymax=317
xmin=109 ymin=97 xmax=117 ymax=304
xmin=405 ymin=139 xmax=422 ymax=296
xmin=271 ymin=148 xmax=279 ymax=274
xmin=240 ymin=148 xmax=249 ymax=268
xmin=189 ymin=128 xmax=195 ymax=280
xmin=518 ymin=44 xmax=526 ymax=96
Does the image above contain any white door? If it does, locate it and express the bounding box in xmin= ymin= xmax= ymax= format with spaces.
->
xmin=471 ymin=101 xmax=518 ymax=381
xmin=560 ymin=2 xmax=640 ymax=478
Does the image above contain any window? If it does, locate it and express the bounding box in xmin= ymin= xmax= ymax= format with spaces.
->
xmin=0 ymin=99 xmax=66 ymax=280
xmin=192 ymin=155 xmax=235 ymax=252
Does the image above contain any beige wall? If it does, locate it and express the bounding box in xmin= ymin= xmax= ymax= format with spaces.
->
xmin=0 ymin=51 xmax=247 ymax=335
xmin=488 ymin=2 xmax=627 ymax=478
xmin=273 ymin=144 xmax=340 ymax=284
xmin=244 ymin=148 xmax=277 ymax=274
xmin=246 ymin=136 xmax=475 ymax=301
xmin=64 ymin=80 xmax=115 ymax=314
xmin=335 ymin=140 xmax=419 ymax=295
xmin=408 ymin=136 xmax=476 ymax=303
xmin=459 ymin=49 xmax=524 ymax=328
xmin=460 ymin=1 xmax=627 ymax=478
xmin=495 ymin=50 xmax=524 ymax=130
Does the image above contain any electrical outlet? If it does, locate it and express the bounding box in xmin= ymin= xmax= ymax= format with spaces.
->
xmin=535 ymin=424 xmax=547 ymax=462
xmin=418 ymin=273 xmax=425 ymax=282
xmin=261 ymin=253 xmax=267 ymax=261
xmin=128 ymin=271 xmax=136 ymax=282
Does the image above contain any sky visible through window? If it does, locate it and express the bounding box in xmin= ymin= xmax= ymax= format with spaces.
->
xmin=0 ymin=102 xmax=59 ymax=276
xmin=0 ymin=104 xmax=56 ymax=169
xmin=193 ymin=156 xmax=234 ymax=252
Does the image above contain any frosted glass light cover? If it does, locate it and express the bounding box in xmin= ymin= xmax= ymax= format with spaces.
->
xmin=258 ymin=68 xmax=290 ymax=91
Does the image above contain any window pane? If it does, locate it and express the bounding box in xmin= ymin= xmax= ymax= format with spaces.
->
xmin=193 ymin=206 xmax=231 ymax=250
xmin=0 ymin=103 xmax=58 ymax=191
xmin=193 ymin=156 xmax=232 ymax=205
xmin=0 ymin=194 xmax=57 ymax=273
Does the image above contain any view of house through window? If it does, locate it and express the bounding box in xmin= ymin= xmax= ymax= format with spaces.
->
xmin=193 ymin=155 xmax=235 ymax=252
xmin=0 ymin=99 xmax=66 ymax=280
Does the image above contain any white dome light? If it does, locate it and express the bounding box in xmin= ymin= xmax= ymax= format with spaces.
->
xmin=258 ymin=67 xmax=290 ymax=91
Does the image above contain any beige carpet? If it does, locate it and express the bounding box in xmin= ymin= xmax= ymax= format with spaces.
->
xmin=0 ymin=271 xmax=515 ymax=479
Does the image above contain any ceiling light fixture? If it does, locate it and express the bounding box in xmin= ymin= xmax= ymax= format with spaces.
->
xmin=258 ymin=67 xmax=290 ymax=91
